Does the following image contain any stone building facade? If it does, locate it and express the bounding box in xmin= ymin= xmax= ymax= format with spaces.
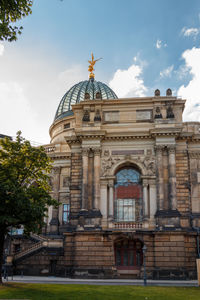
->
xmin=9 ymin=78 xmax=200 ymax=279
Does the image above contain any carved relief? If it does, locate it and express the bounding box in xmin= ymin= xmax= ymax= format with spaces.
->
xmin=101 ymin=155 xmax=121 ymax=176
xmin=166 ymin=106 xmax=174 ymax=118
xmin=94 ymin=109 xmax=101 ymax=121
xmin=101 ymin=150 xmax=156 ymax=176
xmin=103 ymin=149 xmax=110 ymax=157
xmin=154 ymin=107 xmax=162 ymax=119
xmin=53 ymin=166 xmax=61 ymax=174
xmin=136 ymin=156 xmax=156 ymax=175
xmin=82 ymin=110 xmax=90 ymax=122
xmin=63 ymin=176 xmax=70 ymax=187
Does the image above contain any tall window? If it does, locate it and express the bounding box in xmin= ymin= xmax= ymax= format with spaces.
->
xmin=114 ymin=168 xmax=142 ymax=222
xmin=63 ymin=204 xmax=70 ymax=224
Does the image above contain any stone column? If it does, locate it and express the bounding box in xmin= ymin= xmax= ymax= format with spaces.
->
xmin=163 ymin=147 xmax=169 ymax=210
xmin=143 ymin=180 xmax=149 ymax=219
xmin=82 ymin=148 xmax=89 ymax=209
xmin=155 ymin=146 xmax=164 ymax=210
xmin=50 ymin=166 xmax=61 ymax=233
xmin=100 ymin=180 xmax=108 ymax=220
xmin=168 ymin=145 xmax=177 ymax=210
xmin=93 ymin=148 xmax=101 ymax=210
xmin=149 ymin=180 xmax=157 ymax=222
xmin=108 ymin=182 xmax=114 ymax=218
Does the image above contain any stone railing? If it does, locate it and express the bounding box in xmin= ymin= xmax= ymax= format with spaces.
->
xmin=114 ymin=222 xmax=143 ymax=229
xmin=14 ymin=237 xmax=63 ymax=261
xmin=30 ymin=233 xmax=47 ymax=241
xmin=44 ymin=145 xmax=56 ymax=153
xmin=14 ymin=241 xmax=44 ymax=260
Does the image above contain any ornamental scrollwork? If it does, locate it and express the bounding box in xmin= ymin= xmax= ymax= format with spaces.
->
xmin=135 ymin=156 xmax=156 ymax=175
xmin=101 ymin=155 xmax=121 ymax=176
xmin=53 ymin=166 xmax=61 ymax=174
xmin=101 ymin=150 xmax=156 ymax=176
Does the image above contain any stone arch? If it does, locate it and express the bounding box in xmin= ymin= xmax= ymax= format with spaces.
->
xmin=110 ymin=159 xmax=147 ymax=177
xmin=113 ymin=166 xmax=143 ymax=223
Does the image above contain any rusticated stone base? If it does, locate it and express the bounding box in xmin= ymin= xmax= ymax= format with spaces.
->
xmin=12 ymin=230 xmax=198 ymax=280
xmin=155 ymin=209 xmax=181 ymax=228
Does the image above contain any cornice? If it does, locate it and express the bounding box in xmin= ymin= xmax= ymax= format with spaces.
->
xmin=48 ymin=152 xmax=71 ymax=160
xmin=150 ymin=127 xmax=182 ymax=137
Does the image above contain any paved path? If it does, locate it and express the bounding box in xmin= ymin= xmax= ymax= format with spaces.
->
xmin=3 ymin=276 xmax=199 ymax=287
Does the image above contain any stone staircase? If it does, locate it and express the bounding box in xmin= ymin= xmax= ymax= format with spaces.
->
xmin=13 ymin=234 xmax=63 ymax=262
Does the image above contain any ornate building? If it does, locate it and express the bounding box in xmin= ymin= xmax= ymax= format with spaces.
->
xmin=9 ymin=60 xmax=200 ymax=279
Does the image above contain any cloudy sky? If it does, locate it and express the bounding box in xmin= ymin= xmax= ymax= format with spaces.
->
xmin=1 ymin=0 xmax=200 ymax=144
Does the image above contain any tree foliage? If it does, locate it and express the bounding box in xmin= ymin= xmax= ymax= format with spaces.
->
xmin=0 ymin=0 xmax=33 ymax=42
xmin=0 ymin=132 xmax=57 ymax=283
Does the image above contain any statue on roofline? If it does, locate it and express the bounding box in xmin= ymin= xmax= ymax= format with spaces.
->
xmin=88 ymin=53 xmax=102 ymax=79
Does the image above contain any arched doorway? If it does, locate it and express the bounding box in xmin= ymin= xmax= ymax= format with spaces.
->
xmin=114 ymin=167 xmax=142 ymax=222
xmin=114 ymin=238 xmax=143 ymax=270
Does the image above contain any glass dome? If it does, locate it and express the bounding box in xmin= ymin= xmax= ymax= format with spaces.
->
xmin=54 ymin=79 xmax=118 ymax=121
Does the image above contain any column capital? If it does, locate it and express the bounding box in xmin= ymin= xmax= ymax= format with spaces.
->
xmin=82 ymin=148 xmax=89 ymax=156
xmin=53 ymin=166 xmax=61 ymax=174
xmin=168 ymin=145 xmax=176 ymax=154
xmin=155 ymin=145 xmax=164 ymax=153
xmin=93 ymin=147 xmax=101 ymax=156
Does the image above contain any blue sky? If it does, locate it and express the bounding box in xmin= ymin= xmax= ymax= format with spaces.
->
xmin=1 ymin=0 xmax=200 ymax=143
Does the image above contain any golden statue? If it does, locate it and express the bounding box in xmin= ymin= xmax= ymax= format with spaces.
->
xmin=88 ymin=53 xmax=102 ymax=79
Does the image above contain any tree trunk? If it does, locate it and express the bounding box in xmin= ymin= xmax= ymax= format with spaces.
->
xmin=0 ymin=227 xmax=6 ymax=284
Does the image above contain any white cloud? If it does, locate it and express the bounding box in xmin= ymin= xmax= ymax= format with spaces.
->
xmin=0 ymin=46 xmax=87 ymax=144
xmin=177 ymin=47 xmax=200 ymax=121
xmin=109 ymin=61 xmax=147 ymax=98
xmin=156 ymin=40 xmax=162 ymax=49
xmin=0 ymin=43 xmax=4 ymax=56
xmin=181 ymin=27 xmax=199 ymax=37
xmin=58 ymin=65 xmax=86 ymax=91
xmin=175 ymin=64 xmax=191 ymax=80
xmin=160 ymin=65 xmax=174 ymax=78
xmin=0 ymin=81 xmax=37 ymax=141
xmin=156 ymin=39 xmax=167 ymax=49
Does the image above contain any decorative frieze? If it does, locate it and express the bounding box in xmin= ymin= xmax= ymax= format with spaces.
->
xmin=103 ymin=111 xmax=119 ymax=123
xmin=136 ymin=110 xmax=153 ymax=121
xmin=112 ymin=150 xmax=144 ymax=155
xmin=101 ymin=152 xmax=156 ymax=176
xmin=188 ymin=151 xmax=200 ymax=159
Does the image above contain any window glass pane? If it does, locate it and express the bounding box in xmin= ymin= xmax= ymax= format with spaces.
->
xmin=116 ymin=249 xmax=121 ymax=266
xmin=129 ymin=251 xmax=134 ymax=266
xmin=123 ymin=250 xmax=128 ymax=266
xmin=63 ymin=204 xmax=70 ymax=223
xmin=136 ymin=252 xmax=141 ymax=266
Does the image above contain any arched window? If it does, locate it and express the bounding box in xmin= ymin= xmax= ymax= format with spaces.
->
xmin=115 ymin=239 xmax=143 ymax=270
xmin=114 ymin=168 xmax=142 ymax=222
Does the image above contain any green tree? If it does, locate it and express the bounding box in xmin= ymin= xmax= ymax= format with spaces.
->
xmin=0 ymin=0 xmax=33 ymax=42
xmin=0 ymin=132 xmax=57 ymax=283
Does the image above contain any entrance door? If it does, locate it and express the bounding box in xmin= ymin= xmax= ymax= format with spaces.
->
xmin=115 ymin=239 xmax=143 ymax=270
xmin=50 ymin=260 xmax=57 ymax=275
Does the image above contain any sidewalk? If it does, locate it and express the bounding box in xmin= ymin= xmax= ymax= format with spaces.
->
xmin=3 ymin=275 xmax=199 ymax=286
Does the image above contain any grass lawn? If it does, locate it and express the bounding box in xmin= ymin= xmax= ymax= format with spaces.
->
xmin=0 ymin=283 xmax=200 ymax=300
